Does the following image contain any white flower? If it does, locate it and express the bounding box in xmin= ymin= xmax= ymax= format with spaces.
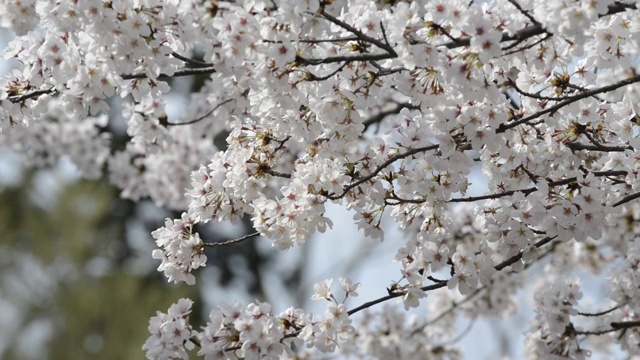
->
xmin=339 ymin=277 xmax=361 ymax=298
xmin=311 ymin=279 xmax=334 ymax=301
xmin=402 ymin=287 xmax=426 ymax=310
xmin=142 ymin=299 xmax=195 ymax=360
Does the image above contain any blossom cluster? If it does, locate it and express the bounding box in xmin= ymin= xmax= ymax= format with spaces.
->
xmin=144 ymin=278 xmax=360 ymax=359
xmin=2 ymin=0 xmax=640 ymax=358
xmin=143 ymin=298 xmax=196 ymax=360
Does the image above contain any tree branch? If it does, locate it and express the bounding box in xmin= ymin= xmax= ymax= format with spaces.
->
xmin=346 ymin=236 xmax=556 ymax=316
xmin=613 ymin=191 xmax=640 ymax=207
xmin=318 ymin=10 xmax=397 ymax=56
xmin=505 ymin=0 xmax=540 ymax=26
xmin=295 ymin=52 xmax=396 ymax=66
xmin=565 ymin=141 xmax=632 ymax=152
xmin=171 ymin=52 xmax=215 ymax=67
xmin=202 ymin=232 xmax=261 ymax=247
xmin=496 ymin=74 xmax=640 ymax=133
xmin=9 ymin=88 xmax=56 ymax=103
xmin=9 ymin=66 xmax=219 ymax=103
xmin=362 ymin=102 xmax=420 ymax=130
xmin=395 ymin=170 xmax=628 ymax=204
xmin=166 ymin=99 xmax=234 ymax=126
xmin=121 ymin=66 xmax=218 ymax=80
xmin=577 ymin=304 xmax=622 ymax=317
xmin=611 ymin=320 xmax=640 ymax=330
xmin=326 ymin=144 xmax=440 ymax=200
xmin=440 ymin=2 xmax=636 ymax=50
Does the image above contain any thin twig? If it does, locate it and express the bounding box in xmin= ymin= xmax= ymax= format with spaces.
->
xmin=505 ymin=0 xmax=540 ymax=26
xmin=437 ymin=316 xmax=477 ymax=346
xmin=305 ymin=62 xmax=350 ymax=81
xmin=317 ymin=10 xmax=397 ymax=55
xmin=502 ymin=33 xmax=552 ymax=55
xmin=577 ymin=304 xmax=622 ymax=317
xmin=424 ymin=288 xmax=484 ymax=327
xmin=346 ymin=236 xmax=556 ymax=316
xmin=574 ymin=327 xmax=619 ymax=336
xmin=202 ymin=232 xmax=261 ymax=247
xmin=418 ymin=239 xmax=560 ymax=332
xmin=412 ymin=170 xmax=627 ymax=204
xmin=166 ymin=99 xmax=234 ymax=126
xmin=508 ymin=78 xmax=574 ymax=101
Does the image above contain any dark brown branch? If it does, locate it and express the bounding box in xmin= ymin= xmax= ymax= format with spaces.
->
xmin=430 ymin=22 xmax=465 ymax=45
xmin=613 ymin=191 xmax=640 ymax=207
xmin=496 ymin=74 xmax=640 ymax=133
xmin=565 ymin=141 xmax=632 ymax=152
xmin=347 ymin=281 xmax=446 ymax=316
xmin=611 ymin=320 xmax=640 ymax=330
xmin=495 ymin=236 xmax=556 ymax=271
xmin=582 ymin=132 xmax=633 ymax=152
xmin=295 ymin=52 xmax=396 ymax=66
xmin=294 ymin=9 xmax=399 ymax=67
xmin=263 ymin=36 xmax=360 ymax=44
xmin=9 ymin=88 xmax=56 ymax=103
xmin=362 ymin=102 xmax=420 ymax=130
xmin=380 ymin=21 xmax=392 ymax=50
xmin=440 ymin=24 xmax=544 ymax=49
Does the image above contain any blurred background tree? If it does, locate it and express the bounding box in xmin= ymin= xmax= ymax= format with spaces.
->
xmin=0 ymin=171 xmax=195 ymax=359
xmin=0 ymin=143 xmax=294 ymax=359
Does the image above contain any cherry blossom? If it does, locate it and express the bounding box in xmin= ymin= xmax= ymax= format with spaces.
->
xmin=3 ymin=0 xmax=640 ymax=358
